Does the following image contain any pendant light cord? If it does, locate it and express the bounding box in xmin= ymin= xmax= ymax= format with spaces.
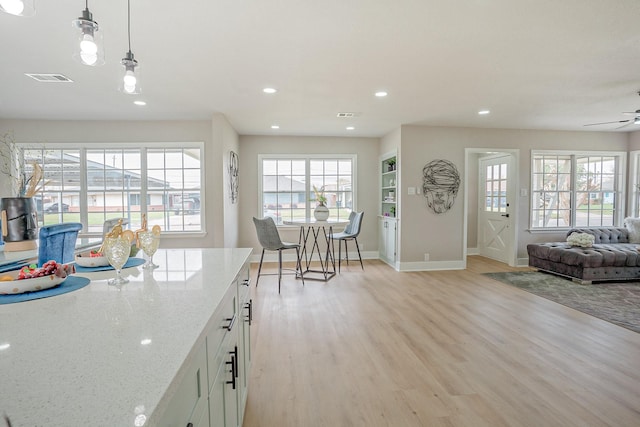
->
xmin=127 ymin=0 xmax=132 ymax=53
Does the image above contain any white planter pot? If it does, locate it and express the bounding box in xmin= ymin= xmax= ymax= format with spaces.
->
xmin=313 ymin=204 xmax=329 ymax=221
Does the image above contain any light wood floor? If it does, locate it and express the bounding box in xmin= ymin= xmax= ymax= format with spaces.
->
xmin=242 ymin=257 xmax=640 ymax=427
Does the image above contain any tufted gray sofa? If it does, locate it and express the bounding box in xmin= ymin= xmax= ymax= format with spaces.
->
xmin=527 ymin=227 xmax=640 ymax=284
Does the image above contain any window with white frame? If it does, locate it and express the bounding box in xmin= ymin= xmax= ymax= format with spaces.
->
xmin=20 ymin=143 xmax=204 ymax=234
xmin=259 ymin=155 xmax=355 ymax=223
xmin=530 ymin=151 xmax=625 ymax=229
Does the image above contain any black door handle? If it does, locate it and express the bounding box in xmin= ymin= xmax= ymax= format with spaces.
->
xmin=501 ymin=213 xmax=509 ymax=218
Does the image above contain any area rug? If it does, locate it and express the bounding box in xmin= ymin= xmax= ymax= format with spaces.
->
xmin=483 ymin=271 xmax=640 ymax=333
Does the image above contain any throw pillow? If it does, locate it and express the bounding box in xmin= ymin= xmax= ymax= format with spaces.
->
xmin=625 ymin=217 xmax=640 ymax=243
xmin=566 ymin=232 xmax=594 ymax=247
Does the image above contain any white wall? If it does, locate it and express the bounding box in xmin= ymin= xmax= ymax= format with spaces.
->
xmin=400 ymin=125 xmax=629 ymax=264
xmin=629 ymin=130 xmax=640 ymax=150
xmin=238 ymin=135 xmax=380 ymax=257
xmin=0 ymin=119 xmax=232 ymax=249
xmin=211 ymin=114 xmax=240 ymax=248
xmin=3 ymin=118 xmax=632 ymax=266
xmin=467 ymin=152 xmax=480 ymax=251
xmin=380 ymin=127 xmax=401 ymax=156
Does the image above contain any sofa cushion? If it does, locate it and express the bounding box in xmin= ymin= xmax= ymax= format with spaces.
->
xmin=566 ymin=232 xmax=595 ymax=247
xmin=624 ymin=217 xmax=640 ymax=243
xmin=566 ymin=228 xmax=629 ymax=244
xmin=527 ymin=242 xmax=640 ymax=268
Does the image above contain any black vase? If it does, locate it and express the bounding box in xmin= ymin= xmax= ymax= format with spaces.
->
xmin=1 ymin=197 xmax=38 ymax=243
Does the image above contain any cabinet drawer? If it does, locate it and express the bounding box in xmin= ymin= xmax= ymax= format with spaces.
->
xmin=206 ymin=284 xmax=236 ymax=390
xmin=158 ymin=341 xmax=207 ymax=427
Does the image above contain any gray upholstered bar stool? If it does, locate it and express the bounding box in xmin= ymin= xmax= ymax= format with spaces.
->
xmin=331 ymin=211 xmax=364 ymax=272
xmin=253 ymin=216 xmax=304 ymax=293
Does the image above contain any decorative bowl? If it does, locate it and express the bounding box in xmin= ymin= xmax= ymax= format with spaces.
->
xmin=75 ymin=251 xmax=110 ymax=267
xmin=0 ymin=270 xmax=65 ymax=295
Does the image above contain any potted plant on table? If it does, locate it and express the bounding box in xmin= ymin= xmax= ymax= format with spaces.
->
xmin=1 ymin=132 xmax=45 ymax=251
xmin=312 ymin=185 xmax=329 ymax=221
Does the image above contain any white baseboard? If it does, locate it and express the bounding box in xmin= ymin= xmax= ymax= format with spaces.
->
xmin=251 ymin=251 xmax=524 ymax=271
xmin=468 ymin=248 xmax=530 ymax=268
xmin=398 ymin=260 xmax=465 ymax=272
xmin=251 ymin=250 xmax=378 ymax=264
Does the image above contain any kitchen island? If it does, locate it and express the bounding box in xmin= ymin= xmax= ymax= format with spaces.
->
xmin=0 ymin=248 xmax=252 ymax=427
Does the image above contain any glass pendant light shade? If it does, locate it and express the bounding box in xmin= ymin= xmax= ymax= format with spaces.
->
xmin=72 ymin=7 xmax=105 ymax=66
xmin=120 ymin=51 xmax=141 ymax=94
xmin=0 ymin=0 xmax=35 ymax=16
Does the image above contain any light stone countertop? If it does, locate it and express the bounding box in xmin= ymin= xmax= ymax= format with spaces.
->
xmin=0 ymin=247 xmax=252 ymax=427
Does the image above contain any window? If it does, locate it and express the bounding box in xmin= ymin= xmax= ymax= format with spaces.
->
xmin=630 ymin=151 xmax=640 ymax=217
xmin=259 ymin=155 xmax=356 ymax=223
xmin=530 ymin=151 xmax=625 ymax=229
xmin=484 ymin=161 xmax=508 ymax=213
xmin=20 ymin=143 xmax=204 ymax=234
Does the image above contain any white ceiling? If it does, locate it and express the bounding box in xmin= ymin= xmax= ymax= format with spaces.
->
xmin=2 ymin=0 xmax=640 ymax=137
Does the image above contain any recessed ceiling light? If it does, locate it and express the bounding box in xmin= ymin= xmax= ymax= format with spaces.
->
xmin=375 ymin=91 xmax=388 ymax=97
xmin=134 ymin=100 xmax=146 ymax=106
xmin=271 ymin=125 xmax=280 ymax=129
xmin=478 ymin=110 xmax=490 ymax=115
xmin=346 ymin=126 xmax=355 ymax=130
xmin=263 ymin=87 xmax=277 ymax=94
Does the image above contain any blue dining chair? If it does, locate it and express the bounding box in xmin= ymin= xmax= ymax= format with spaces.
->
xmin=103 ymin=217 xmax=129 ymax=236
xmin=38 ymin=222 xmax=83 ymax=267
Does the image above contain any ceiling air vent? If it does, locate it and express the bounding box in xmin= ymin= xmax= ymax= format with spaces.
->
xmin=25 ymin=73 xmax=74 ymax=83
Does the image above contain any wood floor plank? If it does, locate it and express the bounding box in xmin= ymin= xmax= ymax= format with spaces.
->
xmin=242 ymin=257 xmax=640 ymax=427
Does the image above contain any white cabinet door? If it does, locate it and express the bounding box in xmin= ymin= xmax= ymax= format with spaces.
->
xmin=192 ymin=393 xmax=211 ymax=427
xmin=237 ymin=298 xmax=251 ymax=411
xmin=388 ymin=220 xmax=396 ymax=263
xmin=208 ymin=275 xmax=245 ymax=427
xmin=208 ymin=329 xmax=240 ymax=427
xmin=236 ymin=268 xmax=251 ymax=420
xmin=379 ymin=218 xmax=388 ymax=261
xmin=209 ymin=357 xmax=226 ymax=427
xmin=157 ymin=341 xmax=208 ymax=427
xmin=379 ymin=217 xmax=396 ymax=265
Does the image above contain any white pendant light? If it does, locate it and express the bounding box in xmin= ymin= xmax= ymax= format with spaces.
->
xmin=119 ymin=0 xmax=141 ymax=94
xmin=71 ymin=1 xmax=104 ymax=66
xmin=0 ymin=0 xmax=35 ymax=16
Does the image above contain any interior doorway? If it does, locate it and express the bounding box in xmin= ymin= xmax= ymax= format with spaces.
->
xmin=464 ymin=149 xmax=519 ymax=267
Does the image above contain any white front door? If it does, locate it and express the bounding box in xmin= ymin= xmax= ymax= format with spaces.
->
xmin=478 ymin=154 xmax=514 ymax=264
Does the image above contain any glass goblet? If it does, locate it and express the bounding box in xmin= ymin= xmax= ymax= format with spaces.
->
xmin=138 ymin=231 xmax=160 ymax=269
xmin=103 ymin=236 xmax=131 ymax=286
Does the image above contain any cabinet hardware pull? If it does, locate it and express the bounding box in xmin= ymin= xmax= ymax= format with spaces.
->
xmin=245 ymin=299 xmax=252 ymax=325
xmin=224 ymin=314 xmax=237 ymax=331
xmin=242 ymin=278 xmax=250 ymax=286
xmin=233 ymin=345 xmax=239 ymax=378
xmin=226 ymin=352 xmax=236 ymax=389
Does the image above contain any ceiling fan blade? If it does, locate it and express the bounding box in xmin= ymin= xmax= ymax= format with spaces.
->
xmin=616 ymin=120 xmax=640 ymax=129
xmin=583 ymin=120 xmax=631 ymax=127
